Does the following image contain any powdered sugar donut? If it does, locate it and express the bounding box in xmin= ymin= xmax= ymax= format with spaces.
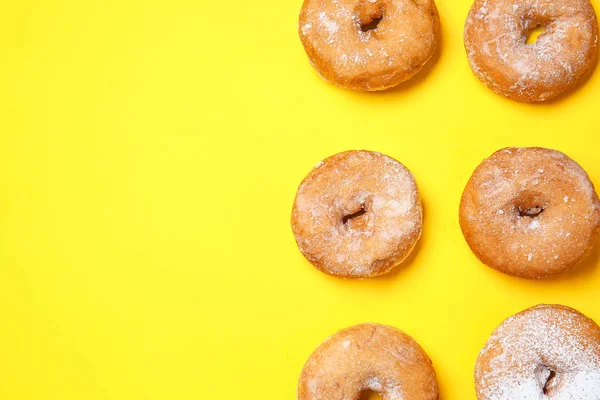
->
xmin=291 ymin=150 xmax=422 ymax=278
xmin=298 ymin=323 xmax=439 ymax=400
xmin=475 ymin=304 xmax=600 ymax=400
xmin=298 ymin=0 xmax=440 ymax=91
xmin=459 ymin=147 xmax=600 ymax=279
xmin=464 ymin=0 xmax=598 ymax=102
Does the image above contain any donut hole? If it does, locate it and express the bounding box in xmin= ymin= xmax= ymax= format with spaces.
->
xmin=544 ymin=370 xmax=557 ymax=395
xmin=361 ymin=15 xmax=383 ymax=32
xmin=513 ymin=191 xmax=547 ymax=219
xmin=535 ymin=365 xmax=558 ymax=396
xmin=342 ymin=205 xmax=367 ymax=225
xmin=517 ymin=205 xmax=545 ymax=218
xmin=355 ymin=1 xmax=384 ymax=33
xmin=525 ymin=23 xmax=547 ymax=44
xmin=358 ymin=390 xmax=383 ymax=400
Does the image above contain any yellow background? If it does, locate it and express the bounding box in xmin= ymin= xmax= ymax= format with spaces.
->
xmin=0 ymin=0 xmax=599 ymax=399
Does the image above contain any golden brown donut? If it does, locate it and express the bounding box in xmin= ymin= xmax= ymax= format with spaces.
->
xmin=298 ymin=323 xmax=439 ymax=400
xmin=459 ymin=147 xmax=600 ymax=279
xmin=475 ymin=304 xmax=600 ymax=399
xmin=298 ymin=0 xmax=440 ymax=91
xmin=464 ymin=0 xmax=598 ymax=102
xmin=291 ymin=150 xmax=422 ymax=278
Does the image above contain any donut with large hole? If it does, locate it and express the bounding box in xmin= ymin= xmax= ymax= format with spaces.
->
xmin=464 ymin=0 xmax=598 ymax=102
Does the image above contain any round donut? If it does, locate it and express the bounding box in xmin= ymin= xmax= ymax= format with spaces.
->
xmin=291 ymin=150 xmax=422 ymax=278
xmin=459 ymin=147 xmax=600 ymax=279
xmin=298 ymin=323 xmax=439 ymax=400
xmin=475 ymin=304 xmax=600 ymax=400
xmin=464 ymin=0 xmax=599 ymax=102
xmin=298 ymin=0 xmax=440 ymax=91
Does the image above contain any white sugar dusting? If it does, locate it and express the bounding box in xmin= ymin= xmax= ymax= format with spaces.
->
xmin=302 ymin=23 xmax=312 ymax=35
xmin=383 ymin=199 xmax=411 ymax=217
xmin=308 ymin=379 xmax=318 ymax=394
xmin=366 ymin=377 xmax=404 ymax=400
xmin=528 ymin=219 xmax=540 ymax=230
xmin=477 ymin=306 xmax=600 ymax=400
xmin=318 ymin=12 xmax=339 ymax=35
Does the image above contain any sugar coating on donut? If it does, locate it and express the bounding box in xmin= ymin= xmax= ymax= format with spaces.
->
xmin=459 ymin=147 xmax=600 ymax=279
xmin=298 ymin=323 xmax=439 ymax=400
xmin=475 ymin=305 xmax=600 ymax=400
xmin=464 ymin=0 xmax=599 ymax=102
xmin=292 ymin=151 xmax=422 ymax=278
xmin=299 ymin=0 xmax=440 ymax=90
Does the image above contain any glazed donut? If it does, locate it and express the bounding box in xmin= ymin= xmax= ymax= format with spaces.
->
xmin=291 ymin=150 xmax=422 ymax=278
xmin=475 ymin=304 xmax=600 ymax=400
xmin=298 ymin=0 xmax=440 ymax=91
xmin=464 ymin=0 xmax=599 ymax=102
xmin=298 ymin=323 xmax=439 ymax=400
xmin=459 ymin=147 xmax=600 ymax=279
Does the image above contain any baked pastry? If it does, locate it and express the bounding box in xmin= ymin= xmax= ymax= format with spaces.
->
xmin=464 ymin=0 xmax=598 ymax=102
xmin=459 ymin=147 xmax=600 ymax=279
xmin=292 ymin=150 xmax=422 ymax=278
xmin=475 ymin=304 xmax=600 ymax=399
xmin=298 ymin=323 xmax=439 ymax=400
xmin=299 ymin=0 xmax=440 ymax=90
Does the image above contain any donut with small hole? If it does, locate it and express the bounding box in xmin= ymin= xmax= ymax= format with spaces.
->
xmin=459 ymin=147 xmax=600 ymax=279
xmin=298 ymin=0 xmax=440 ymax=91
xmin=475 ymin=305 xmax=600 ymax=399
xmin=291 ymin=150 xmax=422 ymax=278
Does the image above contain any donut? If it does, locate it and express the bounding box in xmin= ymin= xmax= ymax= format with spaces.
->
xmin=459 ymin=147 xmax=600 ymax=279
xmin=464 ymin=0 xmax=599 ymax=102
xmin=298 ymin=0 xmax=440 ymax=91
xmin=475 ymin=304 xmax=600 ymax=399
xmin=291 ymin=150 xmax=422 ymax=278
xmin=298 ymin=323 xmax=439 ymax=400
